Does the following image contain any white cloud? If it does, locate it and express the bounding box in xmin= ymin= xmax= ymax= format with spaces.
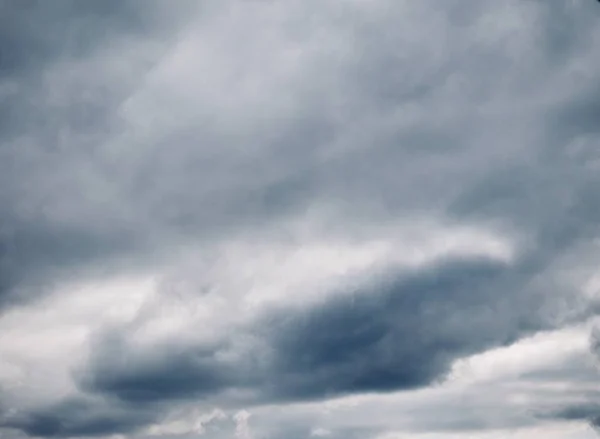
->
xmin=448 ymin=324 xmax=593 ymax=385
xmin=145 ymin=407 xmax=226 ymax=436
xmin=374 ymin=422 xmax=597 ymax=439
xmin=234 ymin=410 xmax=254 ymax=439
xmin=0 ymin=275 xmax=154 ymax=406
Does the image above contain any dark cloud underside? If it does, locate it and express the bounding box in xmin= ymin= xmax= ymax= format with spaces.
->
xmin=80 ymin=254 xmax=591 ymax=406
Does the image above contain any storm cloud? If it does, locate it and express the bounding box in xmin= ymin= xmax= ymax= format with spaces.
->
xmin=2 ymin=1 xmax=600 ymax=438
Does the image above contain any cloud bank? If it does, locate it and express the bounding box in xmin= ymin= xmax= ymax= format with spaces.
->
xmin=2 ymin=0 xmax=600 ymax=438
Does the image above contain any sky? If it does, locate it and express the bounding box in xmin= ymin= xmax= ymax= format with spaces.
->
xmin=2 ymin=0 xmax=600 ymax=438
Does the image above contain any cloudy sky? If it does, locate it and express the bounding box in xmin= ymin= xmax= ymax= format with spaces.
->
xmin=2 ymin=0 xmax=600 ymax=438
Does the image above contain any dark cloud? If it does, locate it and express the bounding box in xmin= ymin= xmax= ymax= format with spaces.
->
xmin=538 ymin=402 xmax=600 ymax=434
xmin=80 ymin=254 xmax=590 ymax=408
xmin=0 ymin=397 xmax=155 ymax=438
xmin=0 ymin=1 xmax=154 ymax=308
xmin=0 ymin=1 xmax=199 ymax=311
xmin=0 ymin=219 xmax=141 ymax=309
xmin=0 ymin=0 xmax=171 ymax=140
xmin=80 ymin=334 xmax=234 ymax=404
xmin=0 ymin=0 xmax=180 ymax=78
xmin=1 ymin=0 xmax=598 ymax=313
xmin=261 ymin=259 xmax=515 ymax=401
xmin=527 ymin=328 xmax=600 ymax=432
xmin=2 ymin=0 xmax=600 ymax=438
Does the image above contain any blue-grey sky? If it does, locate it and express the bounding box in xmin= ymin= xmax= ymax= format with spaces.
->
xmin=2 ymin=1 xmax=600 ymax=438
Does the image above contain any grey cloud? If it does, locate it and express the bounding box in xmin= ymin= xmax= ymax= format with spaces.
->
xmin=0 ymin=397 xmax=155 ymax=438
xmin=0 ymin=0 xmax=178 ymax=140
xmin=80 ymin=335 xmax=234 ymax=404
xmin=263 ymin=425 xmax=378 ymax=439
xmin=520 ymin=358 xmax=600 ymax=387
xmin=2 ymin=0 xmax=598 ymax=311
xmin=0 ymin=219 xmax=139 ymax=307
xmin=0 ymin=0 xmax=196 ymax=309
xmin=261 ymin=259 xmax=514 ymax=400
xmin=0 ymin=1 xmax=145 ymax=74
xmin=80 ymin=254 xmax=590 ymax=407
xmin=0 ymin=0 xmax=336 ymax=311
xmin=3 ymin=0 xmax=600 ymax=437
xmin=520 ymin=328 xmax=600 ymax=432
xmin=539 ymin=403 xmax=600 ymax=433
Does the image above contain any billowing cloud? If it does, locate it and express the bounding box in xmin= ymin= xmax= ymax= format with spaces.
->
xmin=2 ymin=0 xmax=600 ymax=438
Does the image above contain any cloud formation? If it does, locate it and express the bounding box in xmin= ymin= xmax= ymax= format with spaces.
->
xmin=2 ymin=0 xmax=600 ymax=438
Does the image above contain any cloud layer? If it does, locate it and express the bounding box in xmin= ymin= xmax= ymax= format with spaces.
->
xmin=2 ymin=0 xmax=600 ymax=438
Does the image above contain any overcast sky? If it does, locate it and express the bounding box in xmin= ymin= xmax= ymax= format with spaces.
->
xmin=2 ymin=0 xmax=600 ymax=438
